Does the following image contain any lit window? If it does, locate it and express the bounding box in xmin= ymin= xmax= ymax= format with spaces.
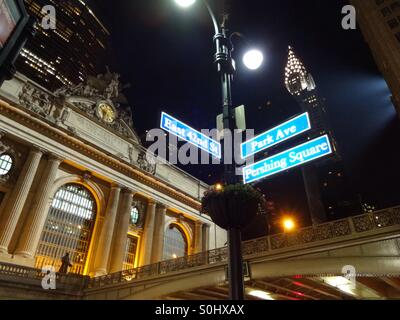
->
xmin=163 ymin=224 xmax=187 ymax=260
xmin=0 ymin=154 xmax=13 ymax=175
xmin=123 ymin=235 xmax=138 ymax=271
xmin=35 ymin=184 xmax=97 ymax=275
xmin=130 ymin=207 xmax=139 ymax=225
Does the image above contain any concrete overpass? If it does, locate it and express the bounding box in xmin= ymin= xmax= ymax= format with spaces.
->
xmin=84 ymin=206 xmax=400 ymax=300
xmin=0 ymin=207 xmax=399 ymax=300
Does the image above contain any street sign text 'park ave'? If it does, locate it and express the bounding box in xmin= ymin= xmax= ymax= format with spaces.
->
xmin=241 ymin=112 xmax=311 ymax=159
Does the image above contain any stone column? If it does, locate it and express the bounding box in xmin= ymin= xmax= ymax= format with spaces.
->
xmin=0 ymin=147 xmax=43 ymax=254
xmin=138 ymin=200 xmax=156 ymax=267
xmin=109 ymin=189 xmax=134 ymax=274
xmin=93 ymin=184 xmax=121 ymax=276
xmin=202 ymin=224 xmax=210 ymax=252
xmin=150 ymin=203 xmax=167 ymax=264
xmin=194 ymin=220 xmax=203 ymax=254
xmin=14 ymin=154 xmax=63 ymax=259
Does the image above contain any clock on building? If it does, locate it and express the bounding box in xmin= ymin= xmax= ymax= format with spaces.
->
xmin=96 ymin=101 xmax=116 ymax=124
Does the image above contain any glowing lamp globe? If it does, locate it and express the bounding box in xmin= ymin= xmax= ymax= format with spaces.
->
xmin=283 ymin=218 xmax=295 ymax=232
xmin=243 ymin=49 xmax=264 ymax=70
xmin=175 ymin=0 xmax=196 ymax=8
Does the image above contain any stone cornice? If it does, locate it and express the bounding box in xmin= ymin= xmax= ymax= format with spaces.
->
xmin=0 ymin=99 xmax=201 ymax=211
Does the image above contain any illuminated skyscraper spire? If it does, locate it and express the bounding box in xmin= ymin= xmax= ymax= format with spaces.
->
xmin=285 ymin=46 xmax=316 ymax=96
xmin=284 ymin=45 xmax=330 ymax=225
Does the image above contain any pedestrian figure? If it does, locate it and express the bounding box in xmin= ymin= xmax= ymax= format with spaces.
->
xmin=59 ymin=253 xmax=72 ymax=274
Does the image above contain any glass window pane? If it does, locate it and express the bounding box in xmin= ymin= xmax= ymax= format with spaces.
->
xmin=162 ymin=225 xmax=187 ymax=260
xmin=35 ymin=184 xmax=97 ymax=275
xmin=0 ymin=154 xmax=13 ymax=175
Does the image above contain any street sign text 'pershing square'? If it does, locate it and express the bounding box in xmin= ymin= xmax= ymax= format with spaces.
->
xmin=243 ymin=135 xmax=333 ymax=184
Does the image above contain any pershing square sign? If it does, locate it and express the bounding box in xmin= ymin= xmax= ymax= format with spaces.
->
xmin=243 ymin=134 xmax=333 ymax=184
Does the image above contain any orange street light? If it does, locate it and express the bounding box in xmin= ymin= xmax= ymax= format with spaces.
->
xmin=283 ymin=218 xmax=296 ymax=232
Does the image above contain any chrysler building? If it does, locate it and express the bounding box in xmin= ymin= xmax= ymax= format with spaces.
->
xmin=284 ymin=46 xmax=352 ymax=224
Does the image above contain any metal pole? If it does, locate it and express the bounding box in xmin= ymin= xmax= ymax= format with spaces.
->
xmin=217 ymin=28 xmax=245 ymax=301
xmin=227 ymin=228 xmax=244 ymax=300
xmin=202 ymin=0 xmax=245 ymax=300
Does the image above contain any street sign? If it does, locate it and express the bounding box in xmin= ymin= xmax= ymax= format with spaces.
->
xmin=243 ymin=134 xmax=332 ymax=184
xmin=161 ymin=112 xmax=222 ymax=159
xmin=241 ymin=112 xmax=311 ymax=160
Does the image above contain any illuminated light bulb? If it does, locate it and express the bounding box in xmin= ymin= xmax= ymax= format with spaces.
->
xmin=175 ymin=0 xmax=196 ymax=8
xmin=243 ymin=49 xmax=264 ymax=70
xmin=283 ymin=218 xmax=295 ymax=232
xmin=248 ymin=290 xmax=274 ymax=300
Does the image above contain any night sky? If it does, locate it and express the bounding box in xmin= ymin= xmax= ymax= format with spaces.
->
xmin=94 ymin=0 xmax=400 ymax=218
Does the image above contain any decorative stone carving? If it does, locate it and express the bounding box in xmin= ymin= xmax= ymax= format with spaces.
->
xmin=332 ymin=220 xmax=351 ymax=236
xmin=0 ymin=140 xmax=10 ymax=154
xmin=53 ymin=69 xmax=139 ymax=142
xmin=18 ymin=83 xmax=55 ymax=118
xmin=81 ymin=171 xmax=92 ymax=183
xmin=270 ymin=234 xmax=287 ymax=250
xmin=299 ymin=227 xmax=315 ymax=243
xmin=353 ymin=214 xmax=374 ymax=233
xmin=315 ymin=223 xmax=333 ymax=240
xmin=137 ymin=151 xmax=156 ymax=175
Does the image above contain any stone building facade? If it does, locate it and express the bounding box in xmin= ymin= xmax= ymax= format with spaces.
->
xmin=0 ymin=72 xmax=226 ymax=277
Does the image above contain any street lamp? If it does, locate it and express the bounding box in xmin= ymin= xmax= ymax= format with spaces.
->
xmin=175 ymin=0 xmax=264 ymax=300
xmin=174 ymin=0 xmax=196 ymax=8
xmin=283 ymin=218 xmax=296 ymax=232
xmin=243 ymin=49 xmax=264 ymax=70
xmin=214 ymin=183 xmax=224 ymax=191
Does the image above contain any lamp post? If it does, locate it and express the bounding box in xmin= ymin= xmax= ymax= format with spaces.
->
xmin=175 ymin=0 xmax=263 ymax=300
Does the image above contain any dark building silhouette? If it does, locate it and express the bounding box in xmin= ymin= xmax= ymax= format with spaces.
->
xmin=284 ymin=46 xmax=360 ymax=224
xmin=15 ymin=0 xmax=109 ymax=90
xmin=351 ymin=0 xmax=400 ymax=118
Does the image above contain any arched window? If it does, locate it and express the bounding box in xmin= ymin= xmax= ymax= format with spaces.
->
xmin=162 ymin=224 xmax=188 ymax=260
xmin=35 ymin=184 xmax=97 ymax=275
xmin=0 ymin=154 xmax=13 ymax=175
xmin=130 ymin=207 xmax=139 ymax=225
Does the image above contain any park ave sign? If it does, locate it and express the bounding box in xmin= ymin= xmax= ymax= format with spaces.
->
xmin=241 ymin=112 xmax=311 ymax=159
xmin=243 ymin=134 xmax=333 ymax=184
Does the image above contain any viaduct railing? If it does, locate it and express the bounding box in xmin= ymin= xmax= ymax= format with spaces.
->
xmin=0 ymin=262 xmax=89 ymax=293
xmin=86 ymin=206 xmax=400 ymax=289
xmin=0 ymin=207 xmax=398 ymax=292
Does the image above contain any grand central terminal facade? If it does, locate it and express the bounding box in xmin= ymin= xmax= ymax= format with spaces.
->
xmin=0 ymin=71 xmax=226 ymax=277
